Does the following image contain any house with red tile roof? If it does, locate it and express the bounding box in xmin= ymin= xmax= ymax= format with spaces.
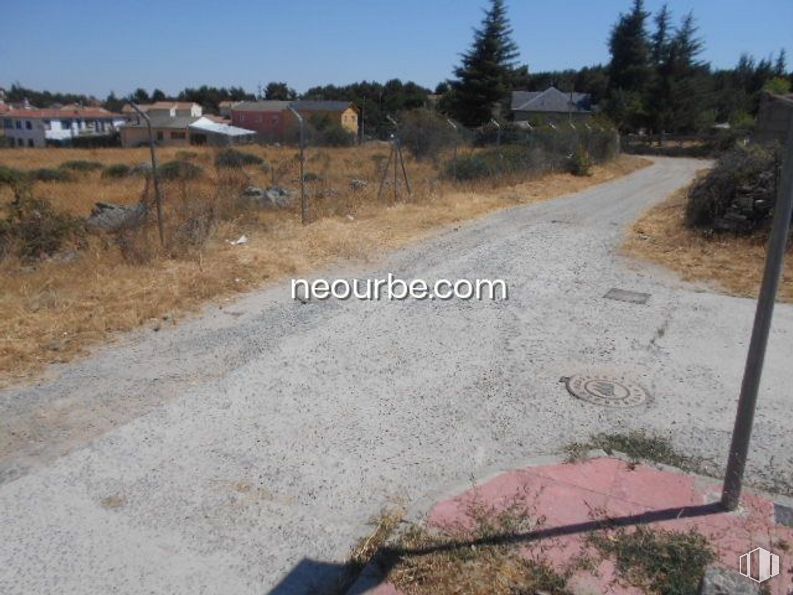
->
xmin=2 ymin=105 xmax=125 ymax=147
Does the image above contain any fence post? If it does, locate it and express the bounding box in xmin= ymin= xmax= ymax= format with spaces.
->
xmin=288 ymin=107 xmax=307 ymax=225
xmin=127 ymin=102 xmax=164 ymax=246
xmin=721 ymin=120 xmax=793 ymax=510
xmin=447 ymin=119 xmax=458 ymax=181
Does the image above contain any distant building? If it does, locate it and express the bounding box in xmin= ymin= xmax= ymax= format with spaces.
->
xmin=122 ymin=101 xmax=203 ymax=121
xmin=511 ymin=87 xmax=594 ymax=124
xmin=290 ymin=100 xmax=360 ymax=136
xmin=230 ymin=101 xmax=292 ymax=140
xmin=2 ymin=105 xmax=125 ymax=148
xmin=219 ymin=100 xmax=241 ymax=118
xmin=230 ymin=100 xmax=359 ymax=141
xmin=119 ymin=114 xmax=254 ymax=147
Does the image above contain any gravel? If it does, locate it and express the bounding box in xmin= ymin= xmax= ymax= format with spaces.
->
xmin=1 ymin=157 xmax=791 ymax=594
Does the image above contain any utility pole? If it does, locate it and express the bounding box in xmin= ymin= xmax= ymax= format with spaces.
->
xmin=127 ymin=101 xmax=164 ymax=246
xmin=721 ymin=120 xmax=793 ymax=511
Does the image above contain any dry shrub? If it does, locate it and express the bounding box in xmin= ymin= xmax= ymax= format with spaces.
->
xmin=0 ymin=184 xmax=84 ymax=260
xmin=685 ymin=143 xmax=778 ymax=232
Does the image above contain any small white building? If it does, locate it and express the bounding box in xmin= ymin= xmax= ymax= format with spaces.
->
xmin=2 ymin=105 xmax=126 ymax=147
xmin=122 ymin=101 xmax=203 ymax=121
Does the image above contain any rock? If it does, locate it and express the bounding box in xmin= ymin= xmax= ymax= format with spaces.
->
xmin=350 ymin=178 xmax=368 ymax=191
xmin=239 ymin=186 xmax=293 ymax=209
xmin=699 ymin=566 xmax=759 ymax=594
xmin=86 ymin=202 xmax=147 ymax=233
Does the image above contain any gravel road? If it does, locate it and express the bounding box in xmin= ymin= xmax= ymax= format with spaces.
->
xmin=1 ymin=157 xmax=792 ymax=594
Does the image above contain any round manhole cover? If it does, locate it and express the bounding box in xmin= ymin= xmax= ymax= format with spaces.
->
xmin=565 ymin=374 xmax=648 ymax=408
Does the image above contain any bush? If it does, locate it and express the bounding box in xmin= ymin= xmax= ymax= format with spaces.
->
xmin=157 ymin=160 xmax=204 ymax=181
xmin=102 ymin=163 xmax=132 ymax=179
xmin=0 ymin=187 xmax=84 ymax=259
xmin=0 ymin=165 xmax=25 ymax=188
xmin=308 ymin=113 xmax=356 ymax=147
xmin=28 ymin=168 xmax=74 ymax=183
xmin=60 ymin=160 xmax=103 ymax=172
xmin=686 ymin=143 xmax=778 ymax=233
xmin=399 ymin=108 xmax=460 ymax=161
xmin=215 ymin=148 xmax=264 ymax=168
xmin=568 ymin=147 xmax=593 ymax=176
xmin=446 ymin=145 xmax=541 ymax=181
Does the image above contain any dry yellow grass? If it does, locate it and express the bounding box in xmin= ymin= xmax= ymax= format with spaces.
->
xmin=0 ymin=145 xmax=648 ymax=387
xmin=623 ymin=184 xmax=793 ymax=302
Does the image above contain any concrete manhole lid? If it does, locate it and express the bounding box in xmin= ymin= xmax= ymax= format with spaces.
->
xmin=565 ymin=374 xmax=649 ymax=407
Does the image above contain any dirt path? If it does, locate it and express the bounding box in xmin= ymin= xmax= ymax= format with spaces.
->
xmin=1 ymin=157 xmax=791 ymax=594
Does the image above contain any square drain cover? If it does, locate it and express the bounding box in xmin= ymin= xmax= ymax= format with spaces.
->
xmin=775 ymin=503 xmax=793 ymax=528
xmin=604 ymin=288 xmax=650 ymax=305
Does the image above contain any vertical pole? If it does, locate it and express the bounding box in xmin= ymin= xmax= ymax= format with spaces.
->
xmin=128 ymin=102 xmax=164 ymax=246
xmin=393 ymin=135 xmax=398 ymax=202
xmin=721 ymin=121 xmax=793 ymax=511
xmin=376 ymin=145 xmax=394 ymax=202
xmin=447 ymin=119 xmax=458 ymax=182
xmin=398 ymin=142 xmax=412 ymax=196
xmin=289 ymin=107 xmax=307 ymax=225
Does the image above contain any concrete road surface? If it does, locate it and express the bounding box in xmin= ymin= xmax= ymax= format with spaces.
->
xmin=2 ymin=157 xmax=792 ymax=594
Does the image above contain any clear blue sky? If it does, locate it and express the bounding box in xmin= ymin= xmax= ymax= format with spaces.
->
xmin=1 ymin=0 xmax=791 ymax=98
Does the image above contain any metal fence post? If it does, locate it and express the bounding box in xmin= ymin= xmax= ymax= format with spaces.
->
xmin=127 ymin=102 xmax=164 ymax=246
xmin=721 ymin=120 xmax=793 ymax=511
xmin=288 ymin=107 xmax=307 ymax=225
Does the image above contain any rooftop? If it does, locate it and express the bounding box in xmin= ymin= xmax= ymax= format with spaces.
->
xmin=512 ymin=87 xmax=592 ymax=114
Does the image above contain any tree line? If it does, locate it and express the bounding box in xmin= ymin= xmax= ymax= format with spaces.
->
xmin=5 ymin=0 xmax=790 ymax=137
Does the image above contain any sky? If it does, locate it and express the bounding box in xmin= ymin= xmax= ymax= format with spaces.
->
xmin=1 ymin=0 xmax=791 ymax=99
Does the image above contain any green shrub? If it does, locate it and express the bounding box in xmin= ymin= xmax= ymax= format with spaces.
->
xmin=446 ymin=145 xmax=541 ymax=181
xmin=399 ymin=108 xmax=460 ymax=161
xmin=568 ymin=147 xmax=593 ymax=176
xmin=0 ymin=165 xmax=25 ymax=188
xmin=28 ymin=168 xmax=74 ymax=183
xmin=157 ymin=160 xmax=204 ymax=181
xmin=214 ymin=148 xmax=264 ymax=168
xmin=308 ymin=113 xmax=356 ymax=147
xmin=60 ymin=160 xmax=103 ymax=172
xmin=302 ymin=172 xmax=322 ymax=182
xmin=0 ymin=187 xmax=84 ymax=259
xmin=102 ymin=163 xmax=132 ymax=179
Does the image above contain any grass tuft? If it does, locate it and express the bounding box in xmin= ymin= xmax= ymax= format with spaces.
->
xmin=587 ymin=526 xmax=715 ymax=595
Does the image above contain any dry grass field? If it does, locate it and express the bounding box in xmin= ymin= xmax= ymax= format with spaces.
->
xmin=0 ymin=144 xmax=648 ymax=386
xmin=623 ymin=184 xmax=793 ymax=302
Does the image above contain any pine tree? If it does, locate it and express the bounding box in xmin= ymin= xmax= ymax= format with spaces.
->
xmin=664 ymin=12 xmax=708 ymax=133
xmin=605 ymin=0 xmax=652 ymax=130
xmin=651 ymin=4 xmax=672 ymax=67
xmin=446 ymin=0 xmax=520 ymax=127
xmin=774 ymin=49 xmax=787 ymax=77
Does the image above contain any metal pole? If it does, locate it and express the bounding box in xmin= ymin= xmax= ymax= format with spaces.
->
xmin=721 ymin=120 xmax=793 ymax=510
xmin=490 ymin=118 xmax=501 ymax=147
xmin=387 ymin=116 xmax=400 ymax=201
xmin=447 ymin=119 xmax=458 ymax=181
xmin=127 ymin=102 xmax=164 ymax=246
xmin=288 ymin=107 xmax=307 ymax=225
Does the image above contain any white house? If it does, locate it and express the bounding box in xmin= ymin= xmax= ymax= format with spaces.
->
xmin=122 ymin=101 xmax=203 ymax=121
xmin=2 ymin=105 xmax=126 ymax=147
